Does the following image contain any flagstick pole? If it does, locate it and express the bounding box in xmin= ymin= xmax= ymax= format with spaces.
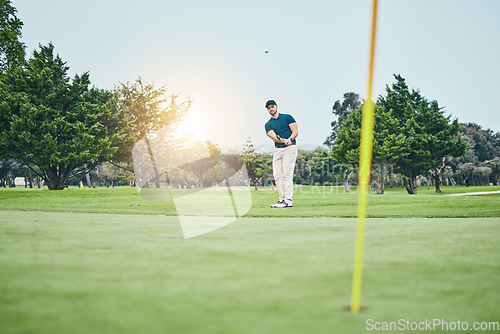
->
xmin=350 ymin=0 xmax=379 ymax=313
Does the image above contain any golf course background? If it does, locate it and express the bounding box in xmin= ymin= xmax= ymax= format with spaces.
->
xmin=1 ymin=186 xmax=499 ymax=334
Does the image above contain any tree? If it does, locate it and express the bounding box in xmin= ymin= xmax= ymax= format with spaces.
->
xmin=0 ymin=158 xmax=23 ymax=187
xmin=196 ymin=141 xmax=222 ymax=188
xmin=473 ymin=166 xmax=492 ymax=186
xmin=217 ymin=153 xmax=247 ymax=186
xmin=428 ymin=157 xmax=446 ymax=193
xmin=96 ymin=162 xmax=134 ymax=187
xmin=331 ymin=104 xmax=408 ymax=194
xmin=241 ymin=138 xmax=271 ymax=190
xmin=0 ymin=43 xmax=125 ymax=190
xmin=378 ymin=75 xmax=467 ymax=194
xmin=113 ymin=78 xmax=191 ymax=167
xmin=167 ymin=141 xmax=222 ymax=189
xmin=308 ymin=147 xmax=334 ymax=186
xmin=457 ymin=162 xmax=474 ymax=186
xmin=459 ymin=123 xmax=500 ymax=162
xmin=0 ymin=0 xmax=25 ymax=72
xmin=324 ymin=92 xmax=361 ymax=148
xmin=483 ymin=157 xmax=500 ymax=186
xmin=447 ymin=123 xmax=500 ymax=186
xmin=295 ymin=149 xmax=314 ymax=186
xmin=111 ymin=78 xmax=191 ymax=189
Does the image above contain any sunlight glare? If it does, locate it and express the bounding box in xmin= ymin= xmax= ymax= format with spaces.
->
xmin=173 ymin=110 xmax=206 ymax=146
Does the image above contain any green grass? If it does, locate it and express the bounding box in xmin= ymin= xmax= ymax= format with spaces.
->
xmin=1 ymin=185 xmax=499 ymax=333
xmin=0 ymin=211 xmax=499 ymax=334
xmin=0 ymin=184 xmax=499 ymax=217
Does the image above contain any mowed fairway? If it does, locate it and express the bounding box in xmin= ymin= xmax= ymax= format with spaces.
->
xmin=0 ymin=185 xmax=499 ymax=217
xmin=1 ymin=188 xmax=500 ymax=334
xmin=0 ymin=187 xmax=500 ymax=334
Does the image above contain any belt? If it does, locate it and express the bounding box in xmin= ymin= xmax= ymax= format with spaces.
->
xmin=276 ymin=143 xmax=296 ymax=148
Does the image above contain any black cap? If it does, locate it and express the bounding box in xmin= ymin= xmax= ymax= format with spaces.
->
xmin=265 ymin=100 xmax=277 ymax=107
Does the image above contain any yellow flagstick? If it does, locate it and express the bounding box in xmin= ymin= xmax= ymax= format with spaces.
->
xmin=350 ymin=0 xmax=379 ymax=313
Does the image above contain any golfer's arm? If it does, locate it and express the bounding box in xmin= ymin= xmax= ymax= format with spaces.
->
xmin=289 ymin=123 xmax=298 ymax=141
xmin=267 ymin=130 xmax=282 ymax=143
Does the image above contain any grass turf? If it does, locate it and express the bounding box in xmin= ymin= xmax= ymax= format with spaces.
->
xmin=0 ymin=211 xmax=499 ymax=334
xmin=1 ymin=186 xmax=499 ymax=333
xmin=0 ymin=184 xmax=499 ymax=217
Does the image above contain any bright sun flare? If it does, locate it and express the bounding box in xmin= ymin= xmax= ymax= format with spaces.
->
xmin=173 ymin=111 xmax=206 ymax=145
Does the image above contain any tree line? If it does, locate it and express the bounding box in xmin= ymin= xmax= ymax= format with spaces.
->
xmin=321 ymin=76 xmax=499 ymax=194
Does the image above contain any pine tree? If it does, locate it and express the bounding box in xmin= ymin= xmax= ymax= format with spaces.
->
xmin=378 ymin=75 xmax=467 ymax=194
xmin=241 ymin=138 xmax=270 ymax=190
xmin=0 ymin=0 xmax=25 ymax=72
xmin=0 ymin=44 xmax=126 ymax=189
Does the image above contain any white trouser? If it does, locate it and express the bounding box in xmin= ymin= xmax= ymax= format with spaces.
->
xmin=273 ymin=145 xmax=298 ymax=204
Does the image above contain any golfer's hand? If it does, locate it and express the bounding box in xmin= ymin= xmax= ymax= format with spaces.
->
xmin=285 ymin=138 xmax=292 ymax=146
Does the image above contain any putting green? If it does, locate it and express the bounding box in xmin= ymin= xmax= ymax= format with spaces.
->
xmin=1 ymin=211 xmax=499 ymax=334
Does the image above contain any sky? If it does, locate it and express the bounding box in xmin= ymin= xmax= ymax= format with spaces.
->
xmin=12 ymin=0 xmax=500 ymax=152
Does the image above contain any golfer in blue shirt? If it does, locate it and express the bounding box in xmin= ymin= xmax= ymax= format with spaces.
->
xmin=264 ymin=100 xmax=298 ymax=208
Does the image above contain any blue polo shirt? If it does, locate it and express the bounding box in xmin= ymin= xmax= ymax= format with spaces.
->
xmin=265 ymin=113 xmax=296 ymax=148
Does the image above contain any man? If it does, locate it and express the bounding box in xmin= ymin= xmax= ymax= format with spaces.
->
xmin=264 ymin=100 xmax=298 ymax=208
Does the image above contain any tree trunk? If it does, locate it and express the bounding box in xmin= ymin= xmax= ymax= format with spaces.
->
xmin=85 ymin=172 xmax=91 ymax=188
xmin=7 ymin=172 xmax=15 ymax=187
xmin=430 ymin=158 xmax=445 ymax=193
xmin=433 ymin=172 xmax=442 ymax=193
xmin=28 ymin=169 xmax=33 ymax=188
xmin=375 ymin=165 xmax=387 ymax=195
xmin=43 ymin=165 xmax=72 ymax=190
xmin=462 ymin=173 xmax=469 ymax=187
xmin=429 ymin=170 xmax=441 ymax=193
xmin=449 ymin=177 xmax=457 ymax=187
xmin=144 ymin=137 xmax=161 ymax=188
xmin=403 ymin=177 xmax=418 ymax=194
xmin=343 ymin=169 xmax=351 ymax=193
xmin=380 ymin=165 xmax=387 ymax=194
